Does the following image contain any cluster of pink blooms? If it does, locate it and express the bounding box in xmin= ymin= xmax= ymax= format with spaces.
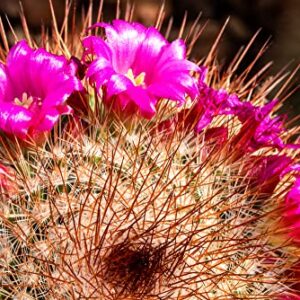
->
xmin=0 ymin=19 xmax=300 ymax=296
xmin=0 ymin=41 xmax=82 ymax=140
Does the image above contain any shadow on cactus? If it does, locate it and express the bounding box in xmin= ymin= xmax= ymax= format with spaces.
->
xmin=0 ymin=1 xmax=300 ymax=299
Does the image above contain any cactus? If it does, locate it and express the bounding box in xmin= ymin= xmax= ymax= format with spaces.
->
xmin=0 ymin=1 xmax=300 ymax=299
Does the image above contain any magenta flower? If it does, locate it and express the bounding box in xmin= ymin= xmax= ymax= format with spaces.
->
xmin=245 ymin=155 xmax=293 ymax=194
xmin=192 ymin=82 xmax=240 ymax=132
xmin=82 ymin=20 xmax=200 ymax=118
xmin=0 ymin=40 xmax=82 ymax=140
xmin=282 ymin=178 xmax=300 ymax=245
xmin=166 ymin=69 xmax=241 ymax=133
xmin=233 ymin=100 xmax=286 ymax=152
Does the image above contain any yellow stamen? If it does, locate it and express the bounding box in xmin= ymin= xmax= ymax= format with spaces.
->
xmin=126 ymin=68 xmax=146 ymax=87
xmin=14 ymin=92 xmax=34 ymax=109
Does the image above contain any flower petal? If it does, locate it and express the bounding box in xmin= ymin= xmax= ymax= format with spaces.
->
xmin=82 ymin=36 xmax=112 ymax=60
xmin=133 ymin=27 xmax=167 ymax=79
xmin=0 ymin=102 xmax=32 ymax=137
xmin=0 ymin=64 xmax=8 ymax=99
xmin=126 ymin=86 xmax=156 ymax=118
xmin=34 ymin=107 xmax=62 ymax=131
xmin=97 ymin=20 xmax=147 ymax=74
xmin=147 ymin=82 xmax=186 ymax=103
xmin=106 ymin=74 xmax=134 ymax=98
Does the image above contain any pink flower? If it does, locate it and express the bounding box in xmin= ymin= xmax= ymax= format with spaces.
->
xmin=192 ymin=82 xmax=240 ymax=132
xmin=282 ymin=178 xmax=300 ymax=244
xmin=233 ymin=100 xmax=286 ymax=152
xmin=170 ymin=70 xmax=241 ymax=133
xmin=246 ymin=155 xmax=293 ymax=194
xmin=82 ymin=20 xmax=200 ymax=118
xmin=0 ymin=40 xmax=82 ymax=140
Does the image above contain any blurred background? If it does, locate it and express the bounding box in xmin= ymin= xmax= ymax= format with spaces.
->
xmin=0 ymin=0 xmax=299 ymax=113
